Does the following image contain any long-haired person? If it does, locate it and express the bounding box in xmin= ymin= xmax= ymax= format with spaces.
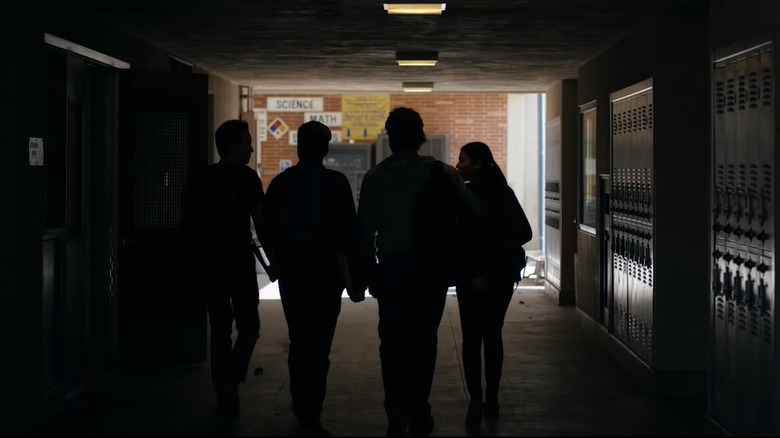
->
xmin=455 ymin=141 xmax=532 ymax=430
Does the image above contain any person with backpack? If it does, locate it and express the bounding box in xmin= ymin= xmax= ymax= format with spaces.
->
xmin=358 ymin=107 xmax=479 ymax=436
xmin=454 ymin=141 xmax=533 ymax=431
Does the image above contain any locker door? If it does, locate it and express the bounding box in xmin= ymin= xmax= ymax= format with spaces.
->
xmin=600 ymin=174 xmax=613 ymax=329
xmin=116 ymin=71 xmax=209 ymax=369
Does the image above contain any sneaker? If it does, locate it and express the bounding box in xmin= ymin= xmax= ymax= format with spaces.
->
xmin=298 ymin=422 xmax=331 ymax=437
xmin=408 ymin=415 xmax=434 ymax=436
xmin=465 ymin=402 xmax=482 ymax=430
xmin=386 ymin=419 xmax=408 ymax=437
xmin=214 ymin=380 xmax=239 ymax=418
xmin=297 ymin=416 xmax=331 ymax=437
xmin=482 ymin=402 xmax=499 ymax=421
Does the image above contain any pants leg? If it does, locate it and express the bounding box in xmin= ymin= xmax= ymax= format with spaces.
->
xmin=482 ymin=278 xmax=514 ymax=404
xmin=376 ymin=254 xmax=447 ymax=424
xmin=456 ymin=285 xmax=484 ymax=404
xmin=378 ymin=291 xmax=414 ymax=424
xmin=411 ymin=286 xmax=447 ymax=420
xmin=279 ymin=273 xmax=342 ymax=422
xmin=203 ymin=255 xmax=260 ymax=384
xmin=204 ymin=278 xmax=234 ymax=384
xmin=230 ymin=256 xmax=261 ymax=383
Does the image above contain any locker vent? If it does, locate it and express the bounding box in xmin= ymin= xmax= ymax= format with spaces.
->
xmin=612 ymin=104 xmax=653 ymax=134
xmin=133 ymin=111 xmax=190 ymax=230
xmin=716 ymin=81 xmax=725 ymax=114
xmin=762 ymin=68 xmax=773 ymax=106
xmin=548 ymin=259 xmax=560 ymax=283
xmin=726 ymin=77 xmax=736 ymax=112
xmin=544 ymin=180 xmax=561 ymax=230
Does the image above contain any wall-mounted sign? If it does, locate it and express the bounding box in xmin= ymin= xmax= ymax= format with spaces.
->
xmin=28 ymin=137 xmax=44 ymax=166
xmin=304 ymin=112 xmax=342 ymax=127
xmin=268 ymin=117 xmax=289 ymax=140
xmin=342 ymin=95 xmax=389 ymax=140
xmin=279 ymin=159 xmax=292 ymax=173
xmin=267 ymin=97 xmax=323 ymax=112
xmin=254 ymin=109 xmax=267 ymax=142
xmin=289 ymin=130 xmax=343 ymax=146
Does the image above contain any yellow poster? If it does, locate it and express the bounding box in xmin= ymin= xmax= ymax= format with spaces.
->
xmin=341 ymin=95 xmax=390 ymax=141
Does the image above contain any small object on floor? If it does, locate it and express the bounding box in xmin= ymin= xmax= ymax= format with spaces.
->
xmin=254 ymin=366 xmax=264 ymax=376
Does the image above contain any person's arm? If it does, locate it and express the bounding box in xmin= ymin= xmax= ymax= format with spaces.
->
xmin=357 ymin=172 xmax=377 ymax=265
xmin=507 ymin=187 xmax=533 ymax=245
xmin=357 ymin=171 xmax=381 ymax=297
xmin=255 ymin=176 xmax=283 ymax=281
xmin=258 ymin=176 xmax=283 ymax=253
xmin=443 ymin=163 xmax=481 ymax=219
xmin=250 ymin=176 xmax=265 ymax=243
xmin=334 ymin=173 xmax=365 ymax=302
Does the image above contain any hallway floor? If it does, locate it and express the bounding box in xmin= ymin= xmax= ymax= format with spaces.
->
xmin=19 ymin=275 xmax=709 ymax=437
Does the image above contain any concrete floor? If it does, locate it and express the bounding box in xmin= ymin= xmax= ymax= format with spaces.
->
xmin=20 ymin=273 xmax=709 ymax=436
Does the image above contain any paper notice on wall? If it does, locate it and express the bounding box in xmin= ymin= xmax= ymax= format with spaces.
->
xmin=341 ymin=95 xmax=389 ymax=141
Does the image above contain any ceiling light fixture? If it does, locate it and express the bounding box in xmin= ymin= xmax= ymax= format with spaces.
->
xmin=402 ymin=82 xmax=434 ymax=93
xmin=383 ymin=3 xmax=447 ymax=15
xmin=396 ymin=51 xmax=439 ymax=67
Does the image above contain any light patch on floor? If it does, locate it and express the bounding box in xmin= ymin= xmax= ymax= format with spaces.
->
xmin=258 ymin=282 xmax=545 ymax=300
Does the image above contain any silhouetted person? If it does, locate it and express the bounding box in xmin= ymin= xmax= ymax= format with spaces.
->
xmin=455 ymin=141 xmax=532 ymax=430
xmin=181 ymin=119 xmax=264 ymax=419
xmin=260 ymin=121 xmax=365 ymax=436
xmin=358 ymin=107 xmax=478 ymax=436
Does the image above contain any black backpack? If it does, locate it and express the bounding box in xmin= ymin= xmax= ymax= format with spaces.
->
xmin=410 ymin=160 xmax=473 ymax=287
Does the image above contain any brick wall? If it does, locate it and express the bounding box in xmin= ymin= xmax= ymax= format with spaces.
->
xmin=253 ymin=93 xmax=507 ymax=189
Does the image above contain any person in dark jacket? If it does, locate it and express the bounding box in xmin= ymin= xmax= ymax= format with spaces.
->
xmin=455 ymin=141 xmax=533 ymax=430
xmin=358 ymin=107 xmax=479 ymax=437
xmin=181 ymin=119 xmax=264 ymax=419
xmin=260 ymin=120 xmax=365 ymax=436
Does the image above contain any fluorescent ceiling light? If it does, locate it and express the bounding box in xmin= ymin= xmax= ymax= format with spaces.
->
xmin=396 ymin=51 xmax=439 ymax=67
xmin=383 ymin=3 xmax=446 ymax=15
xmin=44 ymin=33 xmax=131 ymax=69
xmin=402 ymin=82 xmax=434 ymax=93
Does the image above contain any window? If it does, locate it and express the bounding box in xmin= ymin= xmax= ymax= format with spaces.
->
xmin=579 ymin=101 xmax=597 ymax=233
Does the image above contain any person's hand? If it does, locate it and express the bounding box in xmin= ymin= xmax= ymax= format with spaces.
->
xmin=348 ymin=284 xmax=366 ymax=303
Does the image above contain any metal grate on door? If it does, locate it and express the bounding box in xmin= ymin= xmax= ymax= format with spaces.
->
xmin=133 ymin=111 xmax=190 ymax=230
